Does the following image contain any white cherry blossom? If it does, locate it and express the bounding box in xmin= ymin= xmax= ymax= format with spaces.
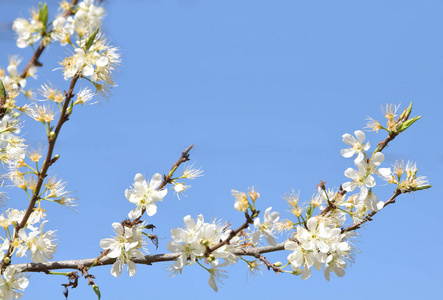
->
xmin=15 ymin=221 xmax=57 ymax=263
xmin=340 ymin=130 xmax=370 ymax=162
xmin=100 ymin=222 xmax=146 ymax=277
xmin=0 ymin=266 xmax=29 ymax=300
xmin=125 ymin=173 xmax=167 ymax=219
xmin=251 ymin=207 xmax=280 ymax=246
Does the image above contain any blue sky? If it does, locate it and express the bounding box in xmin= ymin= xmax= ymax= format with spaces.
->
xmin=1 ymin=0 xmax=442 ymax=299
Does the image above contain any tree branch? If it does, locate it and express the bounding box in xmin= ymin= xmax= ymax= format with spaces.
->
xmin=343 ymin=188 xmax=402 ymax=232
xmin=1 ymin=75 xmax=79 ymax=270
xmin=207 ymin=210 xmax=258 ymax=255
xmin=14 ymin=243 xmax=287 ymax=273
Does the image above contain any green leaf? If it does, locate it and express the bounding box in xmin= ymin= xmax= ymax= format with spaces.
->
xmin=92 ymin=285 xmax=101 ymax=300
xmin=85 ymin=27 xmax=100 ymax=51
xmin=413 ymin=184 xmax=432 ymax=191
xmin=398 ymin=102 xmax=412 ymax=121
xmin=39 ymin=3 xmax=49 ymax=27
xmin=306 ymin=203 xmax=312 ymax=219
xmin=0 ymin=78 xmax=6 ymax=101
xmin=396 ymin=116 xmax=421 ymax=133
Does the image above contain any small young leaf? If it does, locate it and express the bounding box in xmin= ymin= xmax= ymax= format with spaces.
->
xmin=85 ymin=27 xmax=100 ymax=51
xmin=92 ymin=285 xmax=101 ymax=300
xmin=396 ymin=116 xmax=421 ymax=133
xmin=39 ymin=3 xmax=49 ymax=27
xmin=0 ymin=78 xmax=6 ymax=101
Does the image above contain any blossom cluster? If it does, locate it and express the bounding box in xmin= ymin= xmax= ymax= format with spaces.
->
xmin=0 ymin=209 xmax=56 ymax=264
xmin=100 ymin=222 xmax=146 ymax=277
xmin=0 ymin=209 xmax=56 ymax=298
xmin=285 ymin=217 xmax=352 ymax=280
xmin=12 ymin=0 xmax=105 ymax=49
xmin=99 ymin=166 xmax=202 ymax=278
xmin=0 ymin=2 xmax=115 ymax=298
xmin=340 ymin=130 xmax=391 ymax=216
xmin=0 ymin=113 xmax=25 ymax=169
xmin=167 ymin=214 xmax=240 ymax=291
xmin=10 ymin=0 xmax=119 ymax=97
xmin=0 ymin=266 xmax=29 ymax=300
xmin=0 ymin=0 xmax=431 ymax=296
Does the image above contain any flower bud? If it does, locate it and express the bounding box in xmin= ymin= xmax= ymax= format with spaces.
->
xmin=92 ymin=284 xmax=101 ymax=299
xmin=207 ymin=254 xmax=215 ymax=262
xmin=273 ymin=261 xmax=282 ymax=267
xmin=248 ymin=188 xmax=260 ymax=202
xmin=292 ymin=267 xmax=303 ymax=276
xmin=398 ymin=102 xmax=412 ymax=122
xmin=49 ymin=131 xmax=56 ymax=139
xmin=2 ymin=257 xmax=10 ymax=264
xmin=396 ymin=116 xmax=421 ymax=133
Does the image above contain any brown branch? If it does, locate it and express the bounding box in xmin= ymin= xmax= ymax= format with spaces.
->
xmin=86 ymin=144 xmax=194 ymax=270
xmin=128 ymin=144 xmax=194 ymax=227
xmin=343 ymin=188 xmax=402 ymax=232
xmin=80 ymin=265 xmax=95 ymax=286
xmin=159 ymin=143 xmax=194 ymax=190
xmin=254 ymin=254 xmax=282 ymax=274
xmin=1 ymin=75 xmax=79 ymax=270
xmin=374 ymin=132 xmax=399 ymax=153
xmin=207 ymin=210 xmax=258 ymax=255
xmin=319 ymin=185 xmax=347 ymax=217
xmin=14 ymin=242 xmax=287 ymax=273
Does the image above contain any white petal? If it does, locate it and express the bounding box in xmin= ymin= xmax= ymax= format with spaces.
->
xmin=372 ymin=152 xmax=384 ymax=166
xmin=149 ymin=173 xmax=163 ymax=189
xmin=354 ymin=130 xmax=365 ymax=143
xmin=251 ymin=231 xmax=261 ymax=245
xmin=364 ymin=175 xmax=376 ymax=188
xmin=344 ymin=168 xmax=358 ymax=180
xmin=145 ymin=203 xmax=158 ymax=217
xmin=167 ymin=241 xmax=182 ymax=252
xmin=377 ymin=167 xmax=391 ymax=178
xmin=377 ymin=201 xmax=385 ymax=210
xmin=127 ymin=260 xmax=137 ymax=277
xmin=284 ymin=241 xmax=298 ymax=251
xmin=208 ymin=275 xmax=218 ymax=292
xmin=363 ymin=141 xmax=370 ymax=151
xmin=112 ymin=223 xmax=123 ymax=235
xmin=128 ymin=207 xmax=142 ymax=219
xmin=100 ymin=238 xmax=115 ymax=249
xmin=342 ymin=133 xmax=356 ymax=146
xmin=317 ymin=240 xmax=329 ymax=253
xmin=264 ymin=232 xmax=277 ymax=246
xmin=301 ymin=267 xmax=311 ymax=280
xmin=183 ymin=215 xmax=195 ymax=229
xmin=111 ymin=259 xmax=123 ymax=277
xmin=134 ymin=173 xmax=145 ymax=183
xmin=306 ymin=218 xmax=317 ymax=232
xmin=355 ymin=151 xmax=364 ymax=163
xmin=335 ymin=267 xmax=346 ymax=277
xmin=340 ymin=148 xmax=354 ymax=158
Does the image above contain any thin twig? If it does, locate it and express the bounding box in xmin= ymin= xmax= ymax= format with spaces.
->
xmin=129 ymin=143 xmax=193 ymax=227
xmin=207 ymin=210 xmax=258 ymax=255
xmin=343 ymin=188 xmax=402 ymax=232
xmin=87 ymin=144 xmax=194 ymax=270
xmin=1 ymin=75 xmax=79 ymax=270
xmin=254 ymin=254 xmax=282 ymax=274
